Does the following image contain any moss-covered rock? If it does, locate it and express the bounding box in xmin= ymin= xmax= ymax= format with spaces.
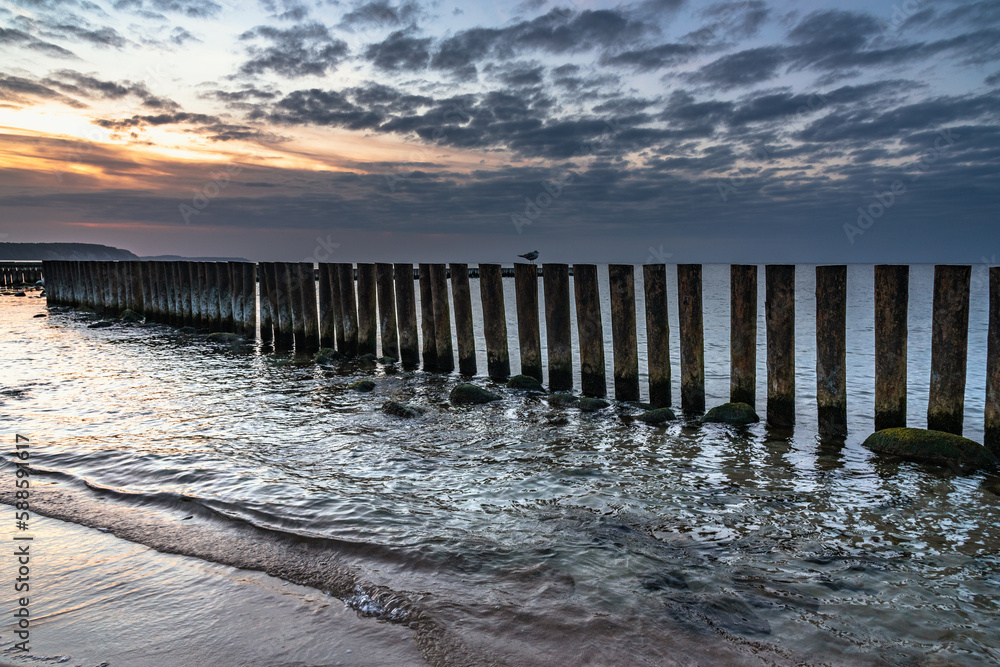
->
xmin=450 ymin=383 xmax=502 ymax=405
xmin=862 ymin=427 xmax=999 ymax=472
xmin=87 ymin=320 xmax=114 ymax=328
xmin=703 ymin=402 xmax=760 ymax=425
xmin=507 ymin=374 xmax=545 ymax=392
xmin=381 ymin=401 xmax=425 ymax=418
xmin=178 ymin=326 xmax=199 ymax=334
xmin=578 ymin=397 xmax=610 ymax=412
xmin=638 ymin=407 xmax=677 ymax=425
xmin=359 ymin=353 xmax=378 ymax=362
xmin=207 ymin=332 xmax=241 ymax=343
xmin=119 ymin=309 xmax=142 ymax=323
xmin=348 ymin=380 xmax=376 ymax=392
xmin=314 ymin=348 xmax=344 ymax=365
xmin=547 ymin=393 xmax=580 ymax=407
xmin=377 ymin=356 xmax=397 ymax=365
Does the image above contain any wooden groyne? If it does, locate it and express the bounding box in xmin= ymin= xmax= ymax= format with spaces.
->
xmin=41 ymin=261 xmax=999 ymax=449
xmin=1 ymin=261 xmax=43 ymax=287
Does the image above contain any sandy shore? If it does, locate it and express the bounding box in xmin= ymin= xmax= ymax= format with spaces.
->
xmin=0 ymin=513 xmax=425 ymax=666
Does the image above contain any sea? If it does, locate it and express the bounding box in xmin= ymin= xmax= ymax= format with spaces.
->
xmin=1 ymin=263 xmax=998 ymax=666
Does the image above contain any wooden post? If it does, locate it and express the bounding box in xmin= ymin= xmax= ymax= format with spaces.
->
xmin=356 ymin=263 xmax=378 ymax=357
xmin=297 ymin=262 xmax=319 ymax=351
xmin=376 ymin=263 xmax=400 ymax=361
xmin=986 ymin=267 xmax=1000 ymax=455
xmin=418 ymin=263 xmax=437 ymax=370
xmin=165 ymin=262 xmax=178 ymax=323
xmin=450 ymin=263 xmax=476 ymax=375
xmin=515 ymin=263 xmax=542 ymax=382
xmin=329 ymin=263 xmax=345 ymax=352
xmin=193 ymin=263 xmax=207 ymax=328
xmin=573 ymin=264 xmax=606 ymax=397
xmin=643 ymin=264 xmax=671 ymax=408
xmin=217 ymin=262 xmax=233 ymax=332
xmin=928 ymin=265 xmax=971 ymax=435
xmin=429 ymin=264 xmax=454 ymax=372
xmin=479 ymin=263 xmax=510 ymax=381
xmin=609 ymin=264 xmax=639 ymax=402
xmin=231 ymin=263 xmax=246 ymax=336
xmin=271 ymin=263 xmax=293 ymax=349
xmin=103 ymin=262 xmax=115 ymax=315
xmin=187 ymin=262 xmax=201 ymax=328
xmin=677 ymin=264 xmax=705 ymax=414
xmin=114 ymin=262 xmax=126 ymax=315
xmin=318 ymin=263 xmax=335 ymax=349
xmin=816 ymin=265 xmax=847 ymax=436
xmin=765 ymin=265 xmax=795 ymax=427
xmin=394 ymin=263 xmax=419 ymax=367
xmin=244 ymin=262 xmax=257 ymax=339
xmin=874 ymin=265 xmax=908 ymax=430
xmin=183 ymin=262 xmax=197 ymax=326
xmin=141 ymin=262 xmax=154 ymax=319
xmin=337 ymin=263 xmax=359 ymax=357
xmin=258 ymin=262 xmax=274 ymax=343
xmin=156 ymin=262 xmax=168 ymax=322
xmin=730 ymin=265 xmax=757 ymax=406
xmin=543 ymin=264 xmax=573 ymax=391
xmin=283 ymin=263 xmax=304 ymax=348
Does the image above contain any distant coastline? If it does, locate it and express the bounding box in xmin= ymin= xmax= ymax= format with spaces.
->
xmin=0 ymin=243 xmax=246 ymax=262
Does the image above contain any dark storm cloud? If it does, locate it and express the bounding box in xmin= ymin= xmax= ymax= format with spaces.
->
xmin=339 ymin=0 xmax=421 ymax=29
xmin=430 ymin=8 xmax=650 ymax=76
xmin=601 ymin=42 xmax=700 ymax=71
xmin=797 ymin=91 xmax=1000 ymax=144
xmin=91 ymin=111 xmax=283 ymax=143
xmin=259 ymin=0 xmax=310 ymax=22
xmin=267 ymin=89 xmax=385 ymax=130
xmin=0 ymin=73 xmax=87 ymax=108
xmin=239 ymin=22 xmax=350 ymax=77
xmin=0 ymin=27 xmax=77 ymax=58
xmin=687 ymin=0 xmax=770 ymax=43
xmin=363 ymin=30 xmax=431 ymax=71
xmin=111 ymin=0 xmax=222 ymax=19
xmin=43 ymin=69 xmax=181 ymax=110
xmin=686 ymin=46 xmax=785 ymax=88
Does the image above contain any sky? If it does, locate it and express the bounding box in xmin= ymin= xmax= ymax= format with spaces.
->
xmin=0 ymin=0 xmax=997 ymax=262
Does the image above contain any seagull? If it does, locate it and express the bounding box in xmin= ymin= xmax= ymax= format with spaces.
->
xmin=518 ymin=250 xmax=539 ymax=264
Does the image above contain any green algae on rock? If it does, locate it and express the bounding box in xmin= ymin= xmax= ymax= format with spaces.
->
xmin=450 ymin=383 xmax=501 ymax=405
xmin=702 ymin=402 xmax=760 ymax=425
xmin=862 ymin=427 xmax=998 ymax=472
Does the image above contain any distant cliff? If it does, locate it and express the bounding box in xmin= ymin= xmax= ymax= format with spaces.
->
xmin=0 ymin=243 xmax=139 ymax=261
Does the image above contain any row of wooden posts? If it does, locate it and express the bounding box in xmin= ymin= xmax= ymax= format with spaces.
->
xmin=1 ymin=262 xmax=43 ymax=287
xmin=41 ymin=260 xmax=999 ymax=451
xmin=42 ymin=260 xmax=256 ymax=335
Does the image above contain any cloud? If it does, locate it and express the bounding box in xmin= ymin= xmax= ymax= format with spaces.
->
xmin=258 ymin=0 xmax=310 ymax=21
xmin=339 ymin=0 xmax=421 ymax=29
xmin=111 ymin=0 xmax=222 ymax=19
xmin=601 ymin=42 xmax=700 ymax=71
xmin=686 ymin=46 xmax=785 ymax=88
xmin=0 ymin=73 xmax=87 ymax=108
xmin=0 ymin=27 xmax=78 ymax=58
xmin=363 ymin=29 xmax=431 ymax=71
xmin=238 ymin=22 xmax=350 ymax=77
xmin=430 ymin=8 xmax=650 ymax=76
xmin=44 ymin=69 xmax=180 ymax=110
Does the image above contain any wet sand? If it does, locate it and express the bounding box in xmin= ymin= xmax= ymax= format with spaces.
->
xmin=0 ymin=513 xmax=424 ymax=666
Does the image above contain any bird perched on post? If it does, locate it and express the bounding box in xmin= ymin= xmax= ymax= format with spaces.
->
xmin=518 ymin=250 xmax=539 ymax=263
